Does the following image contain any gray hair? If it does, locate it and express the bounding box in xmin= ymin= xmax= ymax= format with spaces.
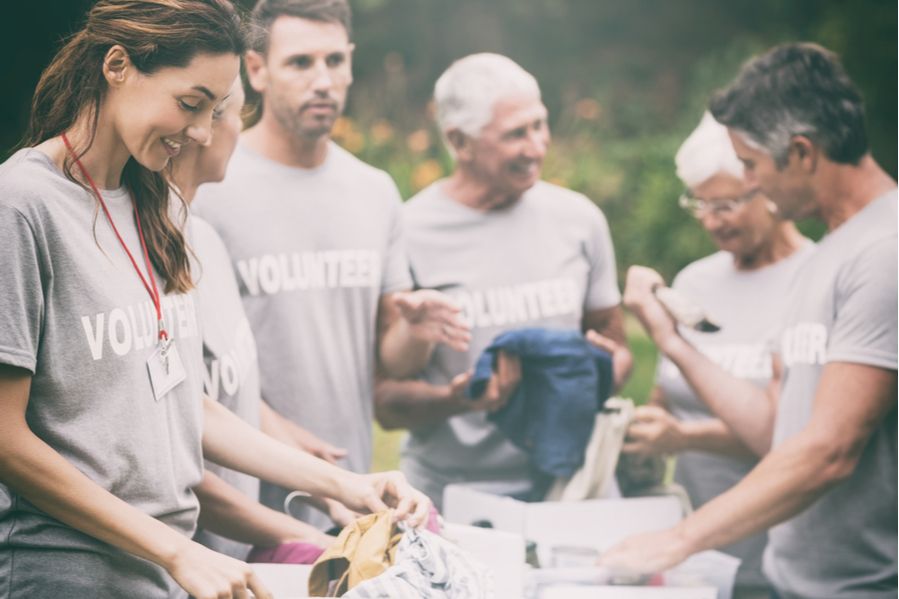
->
xmin=434 ymin=53 xmax=541 ymax=140
xmin=710 ymin=42 xmax=867 ymax=167
xmin=675 ymin=112 xmax=743 ymax=189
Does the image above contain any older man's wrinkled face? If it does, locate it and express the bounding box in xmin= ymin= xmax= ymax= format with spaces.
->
xmin=467 ymin=93 xmax=549 ymax=206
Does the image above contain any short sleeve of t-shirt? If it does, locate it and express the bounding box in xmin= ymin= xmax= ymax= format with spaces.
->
xmin=380 ymin=175 xmax=413 ymax=295
xmin=826 ymin=235 xmax=898 ymax=370
xmin=0 ymin=204 xmax=43 ymax=372
xmin=583 ymin=205 xmax=621 ymax=311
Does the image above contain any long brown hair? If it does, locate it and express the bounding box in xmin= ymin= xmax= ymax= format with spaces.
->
xmin=23 ymin=0 xmax=245 ymax=294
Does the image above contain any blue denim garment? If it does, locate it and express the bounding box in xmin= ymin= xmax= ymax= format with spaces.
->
xmin=467 ymin=328 xmax=613 ymax=479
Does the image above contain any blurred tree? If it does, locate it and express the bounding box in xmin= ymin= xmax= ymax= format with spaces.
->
xmin=339 ymin=0 xmax=895 ymax=280
xmin=3 ymin=0 xmax=894 ymax=281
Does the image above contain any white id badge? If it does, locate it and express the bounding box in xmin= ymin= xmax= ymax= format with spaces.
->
xmin=147 ymin=340 xmax=186 ymax=401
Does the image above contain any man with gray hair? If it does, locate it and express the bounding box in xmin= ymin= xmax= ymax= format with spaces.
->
xmin=376 ymin=53 xmax=632 ymax=508
xmin=603 ymin=43 xmax=896 ymax=598
xmin=193 ymin=0 xmax=468 ymax=529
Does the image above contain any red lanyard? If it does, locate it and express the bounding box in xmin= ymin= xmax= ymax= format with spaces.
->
xmin=61 ymin=133 xmax=169 ymax=343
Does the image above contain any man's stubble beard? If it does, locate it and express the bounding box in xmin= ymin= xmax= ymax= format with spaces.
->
xmin=270 ymin=93 xmax=339 ymax=142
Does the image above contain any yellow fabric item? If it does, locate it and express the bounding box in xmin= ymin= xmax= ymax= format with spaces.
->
xmin=308 ymin=511 xmax=402 ymax=597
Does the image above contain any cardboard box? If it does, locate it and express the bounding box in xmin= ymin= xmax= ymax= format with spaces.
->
xmin=444 ymin=483 xmax=683 ymax=556
xmin=444 ymin=483 xmax=737 ymax=599
xmin=443 ymin=522 xmax=526 ymax=598
xmin=539 ymin=586 xmax=716 ymax=598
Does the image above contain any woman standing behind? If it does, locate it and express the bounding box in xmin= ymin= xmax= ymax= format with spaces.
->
xmin=171 ymin=77 xmax=353 ymax=562
xmin=0 ymin=2 xmax=264 ymax=597
xmin=621 ymin=113 xmax=814 ymax=598
xmin=171 ymin=72 xmax=433 ymax=565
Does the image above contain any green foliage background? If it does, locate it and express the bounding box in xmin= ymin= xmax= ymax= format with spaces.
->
xmin=318 ymin=0 xmax=895 ymax=283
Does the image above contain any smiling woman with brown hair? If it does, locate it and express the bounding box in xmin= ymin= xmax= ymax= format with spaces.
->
xmin=0 ymin=1 xmax=266 ymax=597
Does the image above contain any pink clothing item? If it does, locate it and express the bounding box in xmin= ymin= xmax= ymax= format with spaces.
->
xmin=248 ymin=506 xmax=439 ymax=566
xmin=248 ymin=541 xmax=325 ymax=565
xmin=426 ymin=505 xmax=441 ymax=534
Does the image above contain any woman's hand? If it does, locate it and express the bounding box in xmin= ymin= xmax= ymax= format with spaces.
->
xmin=623 ymin=266 xmax=679 ymax=352
xmin=622 ymin=405 xmax=686 ymax=456
xmin=337 ymin=470 xmax=432 ymax=528
xmin=165 ymin=538 xmax=271 ymax=599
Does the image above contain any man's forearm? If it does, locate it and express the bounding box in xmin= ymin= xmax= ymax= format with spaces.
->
xmin=663 ymin=335 xmax=774 ymax=456
xmin=378 ymin=319 xmax=435 ymax=379
xmin=195 ymin=470 xmax=331 ymax=548
xmin=680 ymin=418 xmax=757 ymax=458
xmin=675 ymin=427 xmax=851 ymax=554
xmin=374 ymin=378 xmax=468 ymax=431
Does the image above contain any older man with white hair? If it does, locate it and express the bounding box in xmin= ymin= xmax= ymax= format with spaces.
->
xmin=621 ymin=111 xmax=812 ymax=597
xmin=375 ymin=53 xmax=632 ymax=507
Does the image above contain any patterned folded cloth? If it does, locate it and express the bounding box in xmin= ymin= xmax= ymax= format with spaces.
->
xmin=343 ymin=527 xmax=494 ymax=598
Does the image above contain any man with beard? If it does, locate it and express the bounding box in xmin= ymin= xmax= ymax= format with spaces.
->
xmin=375 ymin=53 xmax=633 ymax=508
xmin=601 ymin=43 xmax=897 ymax=599
xmin=193 ymin=0 xmax=468 ymax=529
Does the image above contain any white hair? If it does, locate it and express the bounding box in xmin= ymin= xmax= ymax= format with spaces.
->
xmin=675 ymin=111 xmax=744 ymax=189
xmin=434 ymin=53 xmax=541 ymax=140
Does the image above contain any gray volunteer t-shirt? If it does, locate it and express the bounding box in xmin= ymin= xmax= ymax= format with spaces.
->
xmin=0 ymin=149 xmax=205 ymax=598
xmin=400 ymin=180 xmax=621 ymax=507
xmin=190 ymin=216 xmax=262 ymax=560
xmin=193 ymin=141 xmax=411 ymax=526
xmin=656 ymin=242 xmax=813 ymax=588
xmin=764 ymin=191 xmax=897 ymax=598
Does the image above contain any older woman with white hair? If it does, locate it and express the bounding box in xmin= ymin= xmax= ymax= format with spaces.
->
xmin=620 ymin=112 xmax=813 ymax=597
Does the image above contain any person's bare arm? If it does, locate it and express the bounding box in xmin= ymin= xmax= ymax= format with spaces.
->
xmin=256 ymin=401 xmax=360 ymax=525
xmin=582 ymin=306 xmax=633 ymax=389
xmin=624 ymin=266 xmax=777 ymax=455
xmin=622 ymin=386 xmax=756 ymax=459
xmin=376 ymin=290 xmax=471 ymax=379
xmin=647 ymin=385 xmax=668 ymax=410
xmin=195 ymin=470 xmax=334 ymax=549
xmin=678 ymin=418 xmax=757 ymax=457
xmin=0 ymin=365 xmax=269 ymax=599
xmin=374 ymin=352 xmax=521 ymax=431
xmin=258 ymin=401 xmax=347 ymax=464
xmin=623 ymin=405 xmax=757 ymax=459
xmin=374 ymin=375 xmax=471 ymax=432
xmin=202 ymin=396 xmax=431 ymax=527
xmin=601 ymin=362 xmax=897 ymax=573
